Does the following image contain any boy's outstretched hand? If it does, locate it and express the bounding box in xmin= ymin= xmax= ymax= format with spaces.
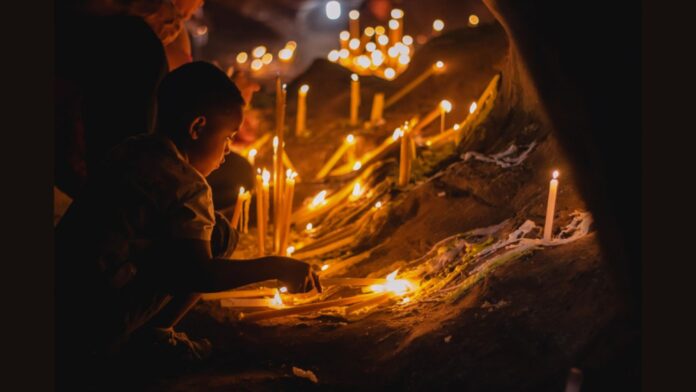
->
xmin=272 ymin=257 xmax=322 ymax=294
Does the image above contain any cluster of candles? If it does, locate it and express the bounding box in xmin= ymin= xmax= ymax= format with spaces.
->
xmin=327 ymin=9 xmax=415 ymax=80
xmin=234 ymin=41 xmax=298 ymax=74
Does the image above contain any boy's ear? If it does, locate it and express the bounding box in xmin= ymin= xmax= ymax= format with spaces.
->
xmin=188 ymin=116 xmax=207 ymax=140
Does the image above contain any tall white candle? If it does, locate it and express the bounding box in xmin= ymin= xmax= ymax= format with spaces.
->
xmin=543 ymin=170 xmax=560 ymax=241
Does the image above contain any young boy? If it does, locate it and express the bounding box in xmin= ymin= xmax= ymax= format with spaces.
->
xmin=55 ymin=62 xmax=319 ymax=380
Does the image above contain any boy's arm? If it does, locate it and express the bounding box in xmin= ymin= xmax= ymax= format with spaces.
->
xmin=162 ymin=239 xmax=321 ymax=294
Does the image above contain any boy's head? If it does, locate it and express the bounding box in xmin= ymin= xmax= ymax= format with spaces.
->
xmin=156 ymin=61 xmax=245 ymax=176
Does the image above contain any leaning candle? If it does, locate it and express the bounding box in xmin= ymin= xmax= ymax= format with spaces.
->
xmin=350 ymin=73 xmax=360 ymax=126
xmin=412 ymin=100 xmax=448 ymax=134
xmin=385 ymin=61 xmax=445 ymax=109
xmin=346 ymin=134 xmax=356 ymax=165
xmin=231 ymin=186 xmax=245 ymax=229
xmin=348 ymin=10 xmax=360 ymax=40
xmin=315 ymin=134 xmax=356 ymax=179
xmin=296 ymin=84 xmax=309 ymax=136
xmin=439 ymin=100 xmax=452 ymax=134
xmin=543 ymin=170 xmax=560 ymax=241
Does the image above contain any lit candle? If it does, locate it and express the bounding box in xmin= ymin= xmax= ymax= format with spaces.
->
xmin=413 ymin=100 xmax=449 ymax=134
xmin=439 ymin=100 xmax=452 ymax=134
xmin=350 ymin=73 xmax=360 ymax=125
xmin=397 ymin=126 xmax=410 ymax=187
xmin=346 ymin=133 xmax=356 ymax=165
xmin=370 ymin=92 xmax=385 ymax=124
xmin=231 ymin=186 xmax=246 ymax=229
xmin=247 ymin=148 xmax=257 ymax=166
xmin=433 ymin=19 xmax=445 ymax=34
xmin=385 ymin=61 xmax=445 ymax=109
xmin=296 ymin=84 xmax=309 ymax=137
xmin=255 ymin=171 xmax=266 ymax=255
xmin=242 ymin=190 xmax=251 ymax=233
xmin=274 ymin=79 xmax=287 ymax=248
xmin=388 ymin=19 xmax=402 ymax=46
xmin=349 ymin=10 xmax=360 ymax=40
xmin=262 ymin=169 xmax=271 ymax=250
xmin=315 ymin=134 xmax=356 ymax=179
xmin=543 ymin=170 xmax=560 ymax=242
xmin=360 ymin=26 xmax=374 ymax=49
xmin=339 ymin=30 xmax=350 ymax=50
xmin=272 ymin=136 xmax=280 ymax=245
xmin=278 ymin=170 xmax=297 ymax=255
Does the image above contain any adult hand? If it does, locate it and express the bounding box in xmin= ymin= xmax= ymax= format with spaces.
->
xmin=273 ymin=257 xmax=322 ymax=294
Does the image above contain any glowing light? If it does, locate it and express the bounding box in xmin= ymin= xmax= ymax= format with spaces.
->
xmin=453 ymin=124 xmax=460 ymax=131
xmin=402 ymin=35 xmax=414 ymax=46
xmin=351 ymin=73 xmax=359 ymax=82
xmin=384 ymin=68 xmax=396 ymax=80
xmin=349 ymin=38 xmax=361 ymax=50
xmin=365 ymin=42 xmax=376 ymax=52
xmin=248 ymin=148 xmax=257 ymax=159
xmin=468 ymin=14 xmax=480 ymax=26
xmin=352 ymin=161 xmax=362 ymax=171
xmin=377 ymin=35 xmax=389 ymax=46
xmin=299 ymin=84 xmax=310 ymax=94
xmin=286 ymin=169 xmax=297 ymax=180
xmin=196 ymin=25 xmax=208 ymax=36
xmin=371 ymin=50 xmax=384 ymax=67
xmin=305 ymin=223 xmax=313 ymax=231
xmin=369 ymin=270 xmax=415 ymax=296
xmin=401 ymin=297 xmax=411 ymax=304
xmin=252 ymin=45 xmax=267 ymax=58
xmin=349 ymin=10 xmax=360 ymax=20
xmin=236 ymin=52 xmax=248 ymax=64
xmin=326 ymin=1 xmax=341 ymax=20
xmin=351 ymin=182 xmax=362 ymax=199
xmin=278 ymin=48 xmax=293 ymax=61
xmin=387 ymin=46 xmax=399 ymax=58
xmin=389 ymin=19 xmax=399 ymax=30
xmin=285 ymin=40 xmax=298 ymax=50
xmin=553 ymin=170 xmax=560 ymax=179
xmin=395 ymin=43 xmax=409 ymax=56
xmin=440 ymin=99 xmax=453 ymax=113
xmin=374 ymin=201 xmax=382 ymax=209
xmin=339 ymin=49 xmax=350 ymax=59
xmin=392 ymin=127 xmax=404 ymax=141
xmin=328 ymin=50 xmax=340 ymax=62
xmin=469 ymin=101 xmax=478 ymax=114
xmin=339 ymin=30 xmax=350 ymax=41
xmin=250 ymin=59 xmax=263 ymax=71
xmin=238 ymin=186 xmax=246 ymax=195
xmin=272 ymin=136 xmax=279 ymax=151
xmin=375 ymin=26 xmax=386 ymax=35
xmin=346 ymin=134 xmax=355 ymax=144
xmin=357 ymin=55 xmax=371 ymax=68
xmin=270 ymin=291 xmax=284 ymax=307
xmin=321 ymin=264 xmax=330 ymax=271
xmin=435 ymin=61 xmax=445 ymax=70
xmin=286 ymin=246 xmax=295 ymax=256
xmin=261 ymin=53 xmax=273 ymax=65
xmin=279 ymin=286 xmax=288 ymax=293
xmin=433 ymin=19 xmax=445 ymax=32
xmin=398 ymin=54 xmax=410 ymax=65
xmin=310 ymin=190 xmax=328 ymax=208
xmin=391 ymin=8 xmax=404 ymax=19
xmin=364 ymin=27 xmax=375 ymax=37
xmin=262 ymin=169 xmax=271 ymax=184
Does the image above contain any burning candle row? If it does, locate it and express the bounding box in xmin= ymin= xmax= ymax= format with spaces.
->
xmin=234 ymin=41 xmax=298 ymax=74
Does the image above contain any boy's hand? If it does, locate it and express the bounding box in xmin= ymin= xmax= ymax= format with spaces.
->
xmin=273 ymin=257 xmax=322 ymax=294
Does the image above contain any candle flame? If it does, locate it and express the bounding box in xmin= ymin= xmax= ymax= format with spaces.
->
xmin=270 ymin=291 xmax=284 ymax=307
xmin=321 ymin=264 xmax=329 ymax=271
xmin=453 ymin=124 xmax=460 ymax=131
xmin=352 ymin=161 xmax=362 ymax=171
xmin=279 ymin=286 xmax=288 ymax=293
xmin=305 ymin=222 xmax=313 ymax=231
xmin=299 ymin=84 xmax=310 ymax=94
xmin=369 ymin=269 xmax=415 ymax=296
xmin=375 ymin=26 xmax=386 ymax=35
xmin=285 ymin=41 xmax=297 ymax=50
xmin=286 ymin=245 xmax=295 ymax=256
xmin=339 ymin=30 xmax=350 ymax=41
xmin=366 ymin=42 xmax=377 ymax=52
xmin=252 ymin=45 xmax=267 ymax=58
xmin=326 ymin=1 xmax=341 ymax=20
xmin=349 ymin=38 xmax=361 ymax=50
xmin=392 ymin=127 xmax=404 ymax=141
xmin=262 ymin=169 xmax=271 ymax=184
xmin=327 ymin=50 xmax=340 ymax=62
xmin=349 ymin=10 xmax=360 ymax=20
xmin=339 ymin=49 xmax=350 ymax=59
xmin=553 ymin=170 xmax=560 ymax=179
xmin=310 ymin=190 xmax=328 ymax=208
xmin=389 ymin=19 xmax=399 ymax=30
xmin=351 ymin=73 xmax=359 ymax=82
xmin=351 ymin=182 xmax=362 ymax=199
xmin=236 ymin=52 xmax=248 ymax=64
xmin=468 ymin=14 xmax=480 ymax=26
xmin=248 ymin=148 xmax=257 ymax=158
xmin=433 ymin=19 xmax=445 ymax=32
xmin=357 ymin=55 xmax=371 ymax=68
xmin=398 ymin=54 xmax=410 ymax=65
xmin=440 ymin=100 xmax=453 ymax=113
xmin=469 ymin=101 xmax=478 ymax=114
xmin=374 ymin=201 xmax=382 ymax=209
xmin=401 ymin=297 xmax=411 ymax=304
xmin=251 ymin=59 xmax=263 ymax=71
xmin=386 ymin=270 xmax=398 ymax=281
xmin=364 ymin=26 xmax=375 ymax=37
xmin=391 ymin=8 xmax=404 ymax=19
xmin=278 ymin=48 xmax=293 ymax=61
xmin=384 ymin=68 xmax=396 ymax=80
xmin=261 ymin=53 xmax=273 ymax=65
xmin=377 ymin=35 xmax=389 ymax=46
xmin=238 ymin=186 xmax=245 ymax=195
xmin=346 ymin=134 xmax=355 ymax=144
xmin=434 ymin=61 xmax=445 ymax=72
xmin=402 ymin=35 xmax=414 ymax=46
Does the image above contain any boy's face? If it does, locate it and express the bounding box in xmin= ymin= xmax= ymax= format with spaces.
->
xmin=187 ymin=109 xmax=242 ymax=177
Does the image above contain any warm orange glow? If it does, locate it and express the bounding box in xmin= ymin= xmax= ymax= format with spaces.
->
xmin=375 ymin=26 xmax=386 ymax=35
xmin=340 ymin=30 xmax=350 ymax=41
xmin=398 ymin=54 xmax=410 ymax=65
xmin=352 ymin=161 xmax=362 ymax=171
xmin=349 ymin=10 xmax=360 ymax=20
xmin=553 ymin=170 xmax=560 ymax=179
xmin=236 ymin=52 xmax=248 ymax=64
xmin=356 ymin=55 xmax=371 ymax=68
xmin=278 ymin=48 xmax=293 ymax=61
xmin=402 ymin=35 xmax=414 ymax=46
xmin=261 ymin=169 xmax=271 ymax=185
xmin=321 ymin=264 xmax=330 ymax=271
xmin=440 ymin=99 xmax=453 ymax=113
xmin=286 ymin=245 xmax=295 ymax=256
xmin=364 ymin=27 xmax=375 ymax=37
xmin=286 ymin=41 xmax=298 ymax=50
xmin=351 ymin=73 xmax=359 ymax=82
xmin=305 ymin=222 xmax=313 ymax=231
xmin=328 ymin=50 xmax=340 ymax=62
xmin=468 ymin=14 xmax=480 ymax=26
xmin=374 ymin=201 xmax=382 ymax=209
xmin=365 ymin=42 xmax=377 ymax=52
xmin=346 ymin=134 xmax=355 ymax=144
xmin=261 ymin=53 xmax=273 ymax=65
xmin=310 ymin=190 xmax=328 ymax=208
xmin=453 ymin=124 xmax=460 ymax=131
xmin=433 ymin=19 xmax=445 ymax=32
xmin=384 ymin=68 xmax=396 ymax=80
xmin=389 ymin=19 xmax=400 ymax=30
xmin=369 ymin=269 xmax=415 ymax=295
xmin=349 ymin=38 xmax=361 ymax=50
xmin=377 ymin=35 xmax=389 ymax=46
xmin=392 ymin=127 xmax=404 ymax=141
xmin=252 ymin=45 xmax=267 ymax=58
xmin=469 ymin=101 xmax=478 ymax=114
xmin=391 ymin=8 xmax=404 ymax=19
xmin=251 ymin=59 xmax=263 ymax=71
xmin=339 ymin=49 xmax=350 ymax=59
